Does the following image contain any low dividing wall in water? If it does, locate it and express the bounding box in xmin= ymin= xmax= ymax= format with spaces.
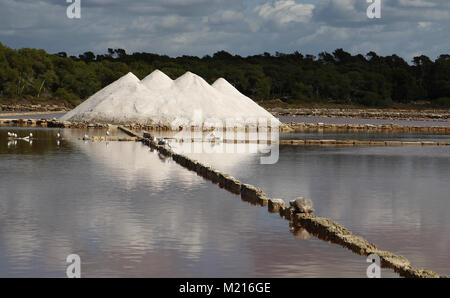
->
xmin=282 ymin=122 xmax=450 ymax=134
xmin=118 ymin=126 xmax=445 ymax=278
xmin=280 ymin=139 xmax=450 ymax=146
xmin=269 ymin=108 xmax=450 ymax=121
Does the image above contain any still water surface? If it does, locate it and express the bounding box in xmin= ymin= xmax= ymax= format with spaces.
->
xmin=1 ymin=127 xmax=448 ymax=277
xmin=186 ymin=143 xmax=450 ymax=276
xmin=279 ymin=115 xmax=450 ymax=127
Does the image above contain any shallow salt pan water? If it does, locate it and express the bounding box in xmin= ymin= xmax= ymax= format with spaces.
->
xmin=0 ymin=127 xmax=398 ymax=277
xmin=281 ymin=131 xmax=450 ymax=143
xmin=279 ymin=115 xmax=450 ymax=127
xmin=186 ymin=143 xmax=450 ymax=276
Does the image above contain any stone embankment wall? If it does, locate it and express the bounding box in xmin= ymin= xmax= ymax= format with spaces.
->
xmin=280 ymin=122 xmax=450 ymax=133
xmin=0 ymin=104 xmax=69 ymax=113
xmin=2 ymin=118 xmax=450 ymax=135
xmin=270 ymin=108 xmax=450 ymax=121
xmin=280 ymin=139 xmax=450 ymax=146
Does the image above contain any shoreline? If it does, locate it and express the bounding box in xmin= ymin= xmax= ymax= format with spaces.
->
xmin=0 ymin=103 xmax=69 ymax=114
xmin=2 ymin=105 xmax=450 ymax=121
xmin=1 ymin=118 xmax=450 ymax=134
xmin=269 ymin=107 xmax=450 ymax=122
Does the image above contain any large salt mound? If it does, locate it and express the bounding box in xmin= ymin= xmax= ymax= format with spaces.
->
xmin=60 ymin=70 xmax=279 ymax=127
xmin=60 ymin=72 xmax=152 ymax=123
xmin=212 ymin=78 xmax=278 ymax=122
xmin=159 ymin=72 xmax=244 ymax=126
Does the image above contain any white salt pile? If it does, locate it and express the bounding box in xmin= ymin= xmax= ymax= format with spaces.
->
xmin=212 ymin=78 xmax=275 ymax=120
xmin=61 ymin=72 xmax=151 ymax=123
xmin=141 ymin=69 xmax=174 ymax=91
xmin=60 ymin=70 xmax=280 ymax=127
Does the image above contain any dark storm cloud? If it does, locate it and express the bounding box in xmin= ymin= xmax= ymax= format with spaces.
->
xmin=0 ymin=0 xmax=449 ymax=60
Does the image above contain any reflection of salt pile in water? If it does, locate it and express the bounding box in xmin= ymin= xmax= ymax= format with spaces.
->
xmin=61 ymin=70 xmax=279 ymax=127
xmin=65 ymin=129 xmax=258 ymax=187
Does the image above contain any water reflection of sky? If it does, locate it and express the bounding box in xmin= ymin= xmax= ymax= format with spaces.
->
xmin=187 ymin=145 xmax=450 ymax=276
xmin=0 ymin=128 xmax=399 ymax=277
xmin=281 ymin=131 xmax=450 ymax=142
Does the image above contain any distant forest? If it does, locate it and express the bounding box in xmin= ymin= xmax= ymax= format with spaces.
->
xmin=0 ymin=42 xmax=449 ymax=108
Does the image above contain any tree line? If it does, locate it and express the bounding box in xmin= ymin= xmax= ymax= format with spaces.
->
xmin=0 ymin=42 xmax=449 ymax=108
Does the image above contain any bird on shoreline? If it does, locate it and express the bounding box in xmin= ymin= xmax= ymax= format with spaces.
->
xmin=158 ymin=138 xmax=172 ymax=149
xmin=7 ymin=132 xmax=19 ymax=139
xmin=207 ymin=131 xmax=222 ymax=142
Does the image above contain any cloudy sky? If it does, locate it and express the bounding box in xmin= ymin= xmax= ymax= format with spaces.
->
xmin=0 ymin=0 xmax=449 ymax=61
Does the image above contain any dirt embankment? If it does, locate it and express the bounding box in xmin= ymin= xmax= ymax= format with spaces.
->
xmin=269 ymin=107 xmax=450 ymax=121
xmin=0 ymin=103 xmax=69 ymax=113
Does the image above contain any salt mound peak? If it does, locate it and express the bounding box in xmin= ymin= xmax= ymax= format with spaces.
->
xmin=110 ymin=72 xmax=140 ymax=87
xmin=175 ymin=71 xmax=213 ymax=90
xmin=212 ymin=78 xmax=243 ymax=97
xmin=142 ymin=70 xmax=173 ymax=90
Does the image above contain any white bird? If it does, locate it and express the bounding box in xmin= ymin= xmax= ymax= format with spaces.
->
xmin=56 ymin=131 xmax=61 ymax=138
xmin=208 ymin=132 xmax=222 ymax=142
xmin=29 ymin=133 xmax=33 ymax=138
xmin=83 ymin=134 xmax=90 ymax=140
xmin=14 ymin=133 xmax=17 ymax=138
xmin=158 ymin=138 xmax=173 ymax=149
xmin=106 ymin=130 xmax=110 ymax=136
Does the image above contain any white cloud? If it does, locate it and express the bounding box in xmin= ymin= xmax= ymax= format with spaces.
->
xmin=0 ymin=0 xmax=449 ymax=61
xmin=255 ymin=0 xmax=314 ymax=25
xmin=397 ymin=0 xmax=436 ymax=8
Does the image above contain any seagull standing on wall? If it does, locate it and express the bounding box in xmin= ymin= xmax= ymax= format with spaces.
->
xmin=208 ymin=131 xmax=222 ymax=142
